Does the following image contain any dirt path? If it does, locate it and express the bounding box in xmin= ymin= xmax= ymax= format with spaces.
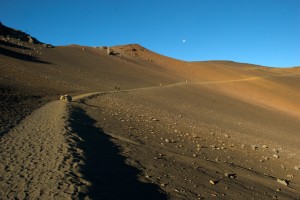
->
xmin=0 ymin=100 xmax=88 ymax=199
xmin=81 ymin=72 xmax=300 ymax=95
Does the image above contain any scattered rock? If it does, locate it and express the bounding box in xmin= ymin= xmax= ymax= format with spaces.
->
xmin=224 ymin=173 xmax=236 ymax=179
xmin=107 ymin=47 xmax=117 ymax=55
xmin=262 ymin=145 xmax=268 ymax=148
xmin=273 ymin=154 xmax=279 ymax=159
xmin=59 ymin=94 xmax=72 ymax=102
xmin=251 ymin=145 xmax=258 ymax=150
xmin=294 ymin=166 xmax=299 ymax=170
xmin=43 ymin=43 xmax=54 ymax=48
xmin=272 ymin=149 xmax=279 ymax=153
xmin=78 ymin=185 xmax=88 ymax=193
xmin=28 ymin=36 xmax=34 ymax=44
xmin=276 ymin=179 xmax=288 ymax=186
xmin=262 ymin=156 xmax=269 ymax=160
xmin=160 ymin=183 xmax=166 ymax=187
xmin=209 ymin=180 xmax=219 ymax=185
xmin=286 ymin=174 xmax=294 ymax=179
xmin=151 ymin=118 xmax=159 ymax=121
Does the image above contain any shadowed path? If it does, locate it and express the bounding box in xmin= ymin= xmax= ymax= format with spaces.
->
xmin=68 ymin=105 xmax=168 ymax=200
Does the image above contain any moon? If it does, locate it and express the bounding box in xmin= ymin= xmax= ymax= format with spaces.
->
xmin=182 ymin=39 xmax=186 ymax=43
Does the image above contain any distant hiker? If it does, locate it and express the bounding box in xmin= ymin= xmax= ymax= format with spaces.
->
xmin=114 ymin=86 xmax=121 ymax=91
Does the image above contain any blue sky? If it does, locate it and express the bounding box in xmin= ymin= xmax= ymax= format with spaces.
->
xmin=1 ymin=0 xmax=300 ymax=67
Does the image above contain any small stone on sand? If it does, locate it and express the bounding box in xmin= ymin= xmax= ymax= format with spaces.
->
xmin=225 ymin=173 xmax=236 ymax=179
xmin=277 ymin=179 xmax=288 ymax=186
xmin=209 ymin=180 xmax=218 ymax=185
xmin=273 ymin=154 xmax=279 ymax=159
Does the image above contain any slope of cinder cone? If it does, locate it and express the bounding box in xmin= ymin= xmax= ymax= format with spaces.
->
xmin=1 ymin=23 xmax=300 ymax=199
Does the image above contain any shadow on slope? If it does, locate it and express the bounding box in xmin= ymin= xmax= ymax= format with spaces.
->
xmin=0 ymin=40 xmax=32 ymax=50
xmin=0 ymin=86 xmax=44 ymax=136
xmin=68 ymin=105 xmax=167 ymax=200
xmin=0 ymin=47 xmax=51 ymax=64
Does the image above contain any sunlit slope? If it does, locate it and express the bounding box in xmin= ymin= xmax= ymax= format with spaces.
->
xmin=1 ymin=38 xmax=299 ymax=119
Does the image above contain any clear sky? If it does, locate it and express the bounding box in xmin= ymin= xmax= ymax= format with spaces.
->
xmin=1 ymin=0 xmax=300 ymax=67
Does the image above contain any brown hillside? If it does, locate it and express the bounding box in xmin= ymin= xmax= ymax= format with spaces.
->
xmin=1 ymin=24 xmax=300 ymax=199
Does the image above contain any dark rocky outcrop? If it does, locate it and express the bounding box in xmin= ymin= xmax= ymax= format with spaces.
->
xmin=0 ymin=22 xmax=42 ymax=44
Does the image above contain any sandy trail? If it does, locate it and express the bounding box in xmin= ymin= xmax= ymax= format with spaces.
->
xmin=120 ymin=72 xmax=300 ymax=92
xmin=0 ymin=72 xmax=299 ymax=199
xmin=73 ymin=72 xmax=300 ymax=97
xmin=0 ymin=100 xmax=88 ymax=199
